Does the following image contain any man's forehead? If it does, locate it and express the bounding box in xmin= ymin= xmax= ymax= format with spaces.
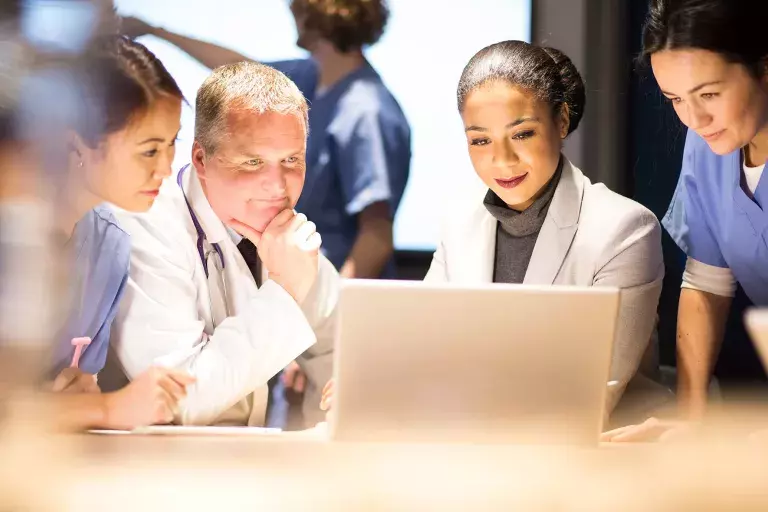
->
xmin=224 ymin=106 xmax=304 ymax=127
xmin=216 ymin=133 xmax=306 ymax=161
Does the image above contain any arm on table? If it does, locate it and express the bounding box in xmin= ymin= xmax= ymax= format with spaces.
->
xmin=676 ymin=288 xmax=731 ymax=419
xmin=53 ymin=367 xmax=194 ymax=431
xmin=601 ymin=289 xmax=731 ymax=442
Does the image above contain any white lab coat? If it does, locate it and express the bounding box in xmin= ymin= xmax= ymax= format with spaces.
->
xmin=103 ymin=166 xmax=339 ymax=426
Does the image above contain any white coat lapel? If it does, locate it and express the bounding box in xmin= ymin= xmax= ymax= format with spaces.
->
xmin=455 ymin=205 xmax=497 ymax=283
xmin=523 ymin=159 xmax=585 ymax=285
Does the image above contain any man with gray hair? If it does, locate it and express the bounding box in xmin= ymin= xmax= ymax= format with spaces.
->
xmin=104 ymin=61 xmax=339 ymax=427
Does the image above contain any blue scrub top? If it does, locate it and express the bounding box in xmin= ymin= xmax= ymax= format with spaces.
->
xmin=51 ymin=204 xmax=131 ymax=375
xmin=270 ymin=58 xmax=411 ymax=276
xmin=663 ymin=130 xmax=768 ymax=305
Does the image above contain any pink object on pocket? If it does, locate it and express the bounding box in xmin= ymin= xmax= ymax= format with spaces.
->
xmin=70 ymin=337 xmax=92 ymax=368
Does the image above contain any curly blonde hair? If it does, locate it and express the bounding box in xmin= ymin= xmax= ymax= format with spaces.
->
xmin=290 ymin=0 xmax=389 ymax=52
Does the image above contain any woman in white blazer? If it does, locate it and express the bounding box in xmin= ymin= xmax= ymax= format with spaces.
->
xmin=425 ymin=40 xmax=667 ymax=423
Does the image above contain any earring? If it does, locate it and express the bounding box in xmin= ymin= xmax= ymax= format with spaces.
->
xmin=78 ymin=161 xmax=83 ymax=168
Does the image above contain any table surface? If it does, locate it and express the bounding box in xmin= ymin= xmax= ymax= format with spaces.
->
xmin=4 ymin=411 xmax=768 ymax=511
xmin=2 ymin=430 xmax=763 ymax=511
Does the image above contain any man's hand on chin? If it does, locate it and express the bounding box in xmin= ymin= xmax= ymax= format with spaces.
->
xmin=227 ymin=210 xmax=321 ymax=304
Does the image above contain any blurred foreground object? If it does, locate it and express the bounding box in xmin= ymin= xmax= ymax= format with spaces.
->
xmin=0 ymin=1 xmax=119 ymax=509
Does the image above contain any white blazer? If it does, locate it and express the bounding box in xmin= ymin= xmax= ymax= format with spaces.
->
xmin=425 ymin=159 xmax=665 ymax=414
xmin=104 ymin=166 xmax=339 ymax=426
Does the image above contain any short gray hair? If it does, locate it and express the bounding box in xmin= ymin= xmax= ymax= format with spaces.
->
xmin=194 ymin=61 xmax=309 ymax=153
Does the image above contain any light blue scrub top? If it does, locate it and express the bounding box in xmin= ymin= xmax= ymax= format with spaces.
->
xmin=663 ymin=130 xmax=768 ymax=305
xmin=51 ymin=205 xmax=131 ymax=375
xmin=270 ymin=58 xmax=411 ymax=277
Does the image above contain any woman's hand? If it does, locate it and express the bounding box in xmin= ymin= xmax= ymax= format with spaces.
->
xmin=51 ymin=368 xmax=100 ymax=394
xmin=103 ymin=367 xmax=195 ymax=430
xmin=601 ymin=417 xmax=695 ymax=443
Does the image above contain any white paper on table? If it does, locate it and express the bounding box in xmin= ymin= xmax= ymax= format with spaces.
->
xmin=87 ymin=426 xmax=282 ymax=436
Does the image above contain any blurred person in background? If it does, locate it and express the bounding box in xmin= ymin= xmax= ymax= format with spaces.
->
xmin=47 ymin=35 xmax=193 ymax=430
xmin=322 ymin=41 xmax=669 ymax=426
xmin=0 ymin=2 xmax=193 ymax=430
xmin=122 ymin=0 xmax=410 ymax=425
xmin=104 ymin=61 xmax=339 ymax=428
xmin=603 ymin=0 xmax=768 ymax=442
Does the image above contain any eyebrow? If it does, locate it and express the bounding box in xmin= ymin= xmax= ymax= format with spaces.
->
xmin=137 ymin=137 xmax=165 ymax=145
xmin=231 ymin=149 xmax=304 ymax=161
xmin=137 ymin=130 xmax=180 ymax=145
xmin=661 ymin=81 xmax=723 ymax=96
xmin=465 ymin=117 xmax=539 ymax=132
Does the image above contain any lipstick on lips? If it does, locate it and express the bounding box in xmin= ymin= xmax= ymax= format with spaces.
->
xmin=494 ymin=173 xmax=528 ymax=189
xmin=701 ymin=130 xmax=725 ymax=142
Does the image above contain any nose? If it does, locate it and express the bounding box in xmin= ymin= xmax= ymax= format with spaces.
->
xmin=260 ymin=163 xmax=288 ymax=198
xmin=153 ymin=149 xmax=174 ymax=180
xmin=492 ymin=137 xmax=520 ymax=168
xmin=683 ymin=100 xmax=712 ymax=131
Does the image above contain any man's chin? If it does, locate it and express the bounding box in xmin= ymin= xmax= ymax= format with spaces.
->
xmin=230 ymin=217 xmax=268 ymax=236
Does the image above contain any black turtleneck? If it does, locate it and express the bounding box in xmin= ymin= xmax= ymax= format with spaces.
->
xmin=483 ymin=159 xmax=563 ymax=284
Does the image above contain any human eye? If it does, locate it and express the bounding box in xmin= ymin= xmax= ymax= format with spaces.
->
xmin=470 ymin=137 xmax=491 ymax=146
xmin=512 ymin=130 xmax=535 ymax=140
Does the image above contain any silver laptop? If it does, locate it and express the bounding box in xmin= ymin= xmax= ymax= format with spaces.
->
xmin=746 ymin=309 xmax=768 ymax=370
xmin=328 ymin=280 xmax=620 ymax=445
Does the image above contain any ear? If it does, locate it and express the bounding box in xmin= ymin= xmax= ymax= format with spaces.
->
xmin=67 ymin=130 xmax=89 ymax=169
xmin=558 ymin=103 xmax=571 ymax=139
xmin=191 ymin=140 xmax=208 ymax=181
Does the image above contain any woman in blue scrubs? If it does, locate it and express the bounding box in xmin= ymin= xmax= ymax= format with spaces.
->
xmin=603 ymin=0 xmax=768 ymax=441
xmin=46 ymin=36 xmax=194 ymax=429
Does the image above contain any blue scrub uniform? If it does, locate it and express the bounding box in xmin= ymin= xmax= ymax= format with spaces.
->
xmin=663 ymin=130 xmax=768 ymax=306
xmin=51 ymin=205 xmax=131 ymax=375
xmin=270 ymin=58 xmax=411 ymax=277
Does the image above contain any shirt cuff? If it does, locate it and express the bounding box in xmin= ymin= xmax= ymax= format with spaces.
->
xmin=681 ymin=257 xmax=736 ymax=297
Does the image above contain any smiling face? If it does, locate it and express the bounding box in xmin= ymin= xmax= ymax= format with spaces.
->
xmin=77 ymin=95 xmax=181 ymax=212
xmin=461 ymin=81 xmax=568 ymax=210
xmin=651 ymin=48 xmax=768 ymax=155
xmin=192 ymin=108 xmax=307 ymax=235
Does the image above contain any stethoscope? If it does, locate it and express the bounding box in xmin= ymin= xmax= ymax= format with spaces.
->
xmin=177 ymin=164 xmax=230 ymax=324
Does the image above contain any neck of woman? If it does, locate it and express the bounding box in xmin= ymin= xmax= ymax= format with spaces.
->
xmin=56 ymin=176 xmax=102 ymax=243
xmin=746 ymin=119 xmax=768 ymax=167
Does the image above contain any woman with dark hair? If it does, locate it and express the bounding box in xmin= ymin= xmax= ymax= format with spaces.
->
xmin=47 ymin=35 xmax=194 ymax=430
xmin=423 ymin=40 xmax=666 ymax=420
xmin=602 ymin=0 xmax=768 ymax=442
xmin=322 ymin=41 xmax=669 ymax=423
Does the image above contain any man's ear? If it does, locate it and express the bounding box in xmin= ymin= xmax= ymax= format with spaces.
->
xmin=191 ymin=140 xmax=208 ymax=181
